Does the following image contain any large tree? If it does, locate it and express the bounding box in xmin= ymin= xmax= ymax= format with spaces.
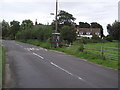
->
xmin=21 ymin=19 xmax=33 ymax=30
xmin=107 ymin=21 xmax=120 ymax=41
xmin=60 ymin=25 xmax=76 ymax=44
xmin=90 ymin=22 xmax=104 ymax=38
xmin=79 ymin=22 xmax=90 ymax=28
xmin=51 ymin=10 xmax=76 ymax=32
xmin=2 ymin=20 xmax=9 ymax=38
xmin=57 ymin=10 xmax=76 ymax=25
xmin=9 ymin=20 xmax=20 ymax=39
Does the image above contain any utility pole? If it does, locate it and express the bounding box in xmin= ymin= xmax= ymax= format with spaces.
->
xmin=51 ymin=0 xmax=60 ymax=48
xmin=55 ymin=0 xmax=58 ymax=33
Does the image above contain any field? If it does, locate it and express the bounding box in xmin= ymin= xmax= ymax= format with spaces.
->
xmin=84 ymin=42 xmax=119 ymax=60
xmin=18 ymin=40 xmax=119 ymax=70
xmin=0 ymin=44 xmax=2 ymax=88
xmin=0 ymin=41 xmax=5 ymax=88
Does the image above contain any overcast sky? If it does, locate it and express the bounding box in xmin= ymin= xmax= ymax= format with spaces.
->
xmin=0 ymin=0 xmax=119 ymax=35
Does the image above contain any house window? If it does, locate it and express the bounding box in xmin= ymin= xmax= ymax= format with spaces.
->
xmin=86 ymin=32 xmax=91 ymax=35
xmin=79 ymin=32 xmax=83 ymax=35
xmin=95 ymin=32 xmax=99 ymax=35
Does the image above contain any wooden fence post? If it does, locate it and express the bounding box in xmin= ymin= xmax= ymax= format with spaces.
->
xmin=100 ymin=46 xmax=104 ymax=57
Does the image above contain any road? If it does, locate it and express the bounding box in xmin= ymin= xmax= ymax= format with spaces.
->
xmin=3 ymin=40 xmax=118 ymax=88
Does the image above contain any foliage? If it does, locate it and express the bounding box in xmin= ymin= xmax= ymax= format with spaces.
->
xmin=77 ymin=36 xmax=107 ymax=44
xmin=58 ymin=10 xmax=76 ymax=25
xmin=107 ymin=21 xmax=120 ymax=41
xmin=78 ymin=22 xmax=90 ymax=28
xmin=51 ymin=10 xmax=76 ymax=32
xmin=16 ymin=25 xmax=53 ymax=42
xmin=21 ymin=19 xmax=33 ymax=30
xmin=92 ymin=35 xmax=101 ymax=40
xmin=104 ymin=35 xmax=113 ymax=42
xmin=60 ymin=25 xmax=76 ymax=44
xmin=2 ymin=20 xmax=9 ymax=39
xmin=91 ymin=22 xmax=104 ymax=38
xmin=107 ymin=24 xmax=112 ymax=34
xmin=78 ymin=44 xmax=84 ymax=52
xmin=78 ymin=37 xmax=88 ymax=44
xmin=9 ymin=20 xmax=20 ymax=39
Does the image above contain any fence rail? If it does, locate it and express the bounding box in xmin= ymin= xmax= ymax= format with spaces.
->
xmin=84 ymin=46 xmax=120 ymax=61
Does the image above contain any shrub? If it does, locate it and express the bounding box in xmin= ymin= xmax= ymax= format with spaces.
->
xmin=78 ymin=44 xmax=84 ymax=52
xmin=16 ymin=25 xmax=53 ymax=42
xmin=104 ymin=35 xmax=113 ymax=42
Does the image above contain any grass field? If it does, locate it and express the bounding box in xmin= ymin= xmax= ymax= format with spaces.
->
xmin=0 ymin=41 xmax=6 ymax=88
xmin=0 ymin=45 xmax=2 ymax=88
xmin=17 ymin=40 xmax=119 ymax=70
xmin=84 ymin=42 xmax=119 ymax=60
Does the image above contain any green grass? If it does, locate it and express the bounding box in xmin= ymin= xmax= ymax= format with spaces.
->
xmin=17 ymin=39 xmax=119 ymax=70
xmin=54 ymin=43 xmax=118 ymax=70
xmin=0 ymin=42 xmax=6 ymax=88
xmin=0 ymin=46 xmax=2 ymax=88
xmin=84 ymin=42 xmax=119 ymax=60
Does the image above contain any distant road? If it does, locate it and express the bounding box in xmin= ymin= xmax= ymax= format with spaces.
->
xmin=3 ymin=40 xmax=118 ymax=88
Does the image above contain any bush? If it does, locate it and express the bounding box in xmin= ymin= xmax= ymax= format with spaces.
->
xmin=60 ymin=25 xmax=77 ymax=45
xmin=104 ymin=35 xmax=113 ymax=42
xmin=78 ymin=44 xmax=84 ymax=52
xmin=16 ymin=25 xmax=53 ymax=42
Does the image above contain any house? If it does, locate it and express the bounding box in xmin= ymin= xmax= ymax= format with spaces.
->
xmin=76 ymin=27 xmax=101 ymax=38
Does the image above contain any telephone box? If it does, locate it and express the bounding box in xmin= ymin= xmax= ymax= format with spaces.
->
xmin=52 ymin=33 xmax=60 ymax=48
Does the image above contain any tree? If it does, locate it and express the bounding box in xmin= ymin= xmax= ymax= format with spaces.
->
xmin=107 ymin=24 xmax=112 ymax=35
xmin=21 ymin=19 xmax=33 ymax=30
xmin=57 ymin=10 xmax=76 ymax=26
xmin=79 ymin=22 xmax=90 ymax=28
xmin=0 ymin=22 xmax=2 ymax=38
xmin=9 ymin=20 xmax=20 ymax=39
xmin=60 ymin=25 xmax=76 ymax=44
xmin=107 ymin=21 xmax=120 ymax=41
xmin=90 ymin=22 xmax=104 ymax=38
xmin=51 ymin=10 xmax=76 ymax=32
xmin=2 ymin=20 xmax=9 ymax=38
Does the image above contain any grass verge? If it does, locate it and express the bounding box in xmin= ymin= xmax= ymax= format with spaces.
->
xmin=16 ymin=39 xmax=118 ymax=70
xmin=0 ymin=46 xmax=2 ymax=88
xmin=0 ymin=45 xmax=6 ymax=88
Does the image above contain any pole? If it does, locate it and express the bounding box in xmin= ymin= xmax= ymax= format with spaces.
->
xmin=55 ymin=0 xmax=58 ymax=33
xmin=55 ymin=0 xmax=58 ymax=47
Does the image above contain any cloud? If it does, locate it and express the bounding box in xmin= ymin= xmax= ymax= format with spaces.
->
xmin=0 ymin=0 xmax=119 ymax=35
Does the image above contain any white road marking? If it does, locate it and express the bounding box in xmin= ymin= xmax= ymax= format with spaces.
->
xmin=20 ymin=45 xmax=23 ymax=47
xmin=24 ymin=47 xmax=47 ymax=51
xmin=33 ymin=52 xmax=44 ymax=59
xmin=50 ymin=62 xmax=84 ymax=81
xmin=45 ymin=49 xmax=48 ymax=51
xmin=16 ymin=44 xmax=19 ymax=45
xmin=16 ymin=44 xmax=23 ymax=48
xmin=36 ymin=48 xmax=39 ymax=51
xmin=30 ymin=48 xmax=32 ymax=50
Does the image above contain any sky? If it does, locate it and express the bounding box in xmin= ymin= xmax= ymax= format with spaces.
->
xmin=0 ymin=0 xmax=120 ymax=36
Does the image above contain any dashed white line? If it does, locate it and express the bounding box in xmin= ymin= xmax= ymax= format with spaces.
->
xmin=44 ymin=49 xmax=48 ymax=51
xmin=16 ymin=44 xmax=24 ymax=48
xmin=20 ymin=45 xmax=23 ymax=47
xmin=33 ymin=52 xmax=44 ymax=59
xmin=50 ymin=62 xmax=84 ymax=81
xmin=16 ymin=44 xmax=19 ymax=45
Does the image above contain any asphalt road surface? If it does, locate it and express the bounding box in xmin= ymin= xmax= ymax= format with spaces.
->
xmin=3 ymin=40 xmax=118 ymax=88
